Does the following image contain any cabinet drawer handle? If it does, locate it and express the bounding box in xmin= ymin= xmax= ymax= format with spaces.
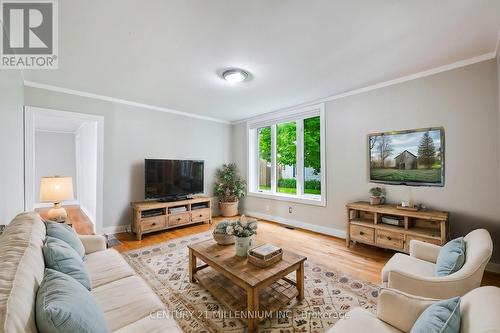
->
xmin=359 ymin=231 xmax=364 ymax=235
xmin=177 ymin=218 xmax=181 ymax=221
xmin=199 ymin=214 xmax=203 ymax=217
xmin=152 ymin=222 xmax=156 ymax=226
xmin=387 ymin=236 xmax=392 ymax=241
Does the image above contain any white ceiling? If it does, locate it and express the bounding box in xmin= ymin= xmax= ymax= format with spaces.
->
xmin=23 ymin=0 xmax=500 ymax=123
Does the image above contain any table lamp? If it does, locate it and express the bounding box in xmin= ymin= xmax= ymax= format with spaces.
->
xmin=39 ymin=176 xmax=74 ymax=222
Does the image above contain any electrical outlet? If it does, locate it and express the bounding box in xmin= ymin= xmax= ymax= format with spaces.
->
xmin=288 ymin=206 xmax=292 ymax=214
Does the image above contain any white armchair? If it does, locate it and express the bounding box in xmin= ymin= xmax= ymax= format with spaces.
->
xmin=381 ymin=229 xmax=492 ymax=299
xmin=328 ymin=286 xmax=500 ymax=333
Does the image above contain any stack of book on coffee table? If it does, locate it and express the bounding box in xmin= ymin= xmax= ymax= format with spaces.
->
xmin=248 ymin=244 xmax=283 ymax=268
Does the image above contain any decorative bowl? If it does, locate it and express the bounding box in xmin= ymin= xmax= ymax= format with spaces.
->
xmin=213 ymin=232 xmax=235 ymax=245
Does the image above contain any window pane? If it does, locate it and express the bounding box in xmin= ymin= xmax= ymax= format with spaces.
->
xmin=276 ymin=121 xmax=297 ymax=195
xmin=304 ymin=116 xmax=321 ymax=195
xmin=258 ymin=126 xmax=271 ymax=191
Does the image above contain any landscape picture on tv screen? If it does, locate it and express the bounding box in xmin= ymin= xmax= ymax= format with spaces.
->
xmin=369 ymin=127 xmax=444 ymax=186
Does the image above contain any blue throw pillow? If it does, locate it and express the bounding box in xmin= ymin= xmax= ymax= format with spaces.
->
xmin=36 ymin=269 xmax=110 ymax=333
xmin=43 ymin=236 xmax=92 ymax=290
xmin=410 ymin=297 xmax=461 ymax=333
xmin=46 ymin=220 xmax=86 ymax=259
xmin=435 ymin=237 xmax=465 ymax=276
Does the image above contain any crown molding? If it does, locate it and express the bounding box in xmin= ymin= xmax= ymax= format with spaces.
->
xmin=23 ymin=50 xmax=497 ymax=126
xmin=23 ymin=81 xmax=231 ymax=125
xmin=232 ymin=51 xmax=497 ymax=125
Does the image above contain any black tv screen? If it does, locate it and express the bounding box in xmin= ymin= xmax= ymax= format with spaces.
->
xmin=145 ymin=159 xmax=204 ymax=200
xmin=369 ymin=127 xmax=444 ymax=186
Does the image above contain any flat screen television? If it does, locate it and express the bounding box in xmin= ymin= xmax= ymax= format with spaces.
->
xmin=145 ymin=159 xmax=204 ymax=201
xmin=368 ymin=127 xmax=444 ymax=186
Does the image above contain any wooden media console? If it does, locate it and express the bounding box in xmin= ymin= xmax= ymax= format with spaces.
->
xmin=131 ymin=197 xmax=212 ymax=240
xmin=346 ymin=201 xmax=449 ymax=252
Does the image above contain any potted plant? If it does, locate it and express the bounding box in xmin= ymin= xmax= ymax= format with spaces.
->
xmin=369 ymin=187 xmax=385 ymax=205
xmin=214 ymin=163 xmax=246 ymax=217
xmin=225 ymin=215 xmax=258 ymax=257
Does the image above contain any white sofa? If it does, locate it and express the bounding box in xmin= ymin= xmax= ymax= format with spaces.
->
xmin=0 ymin=212 xmax=182 ymax=333
xmin=329 ymin=286 xmax=500 ymax=333
xmin=381 ymin=229 xmax=493 ymax=299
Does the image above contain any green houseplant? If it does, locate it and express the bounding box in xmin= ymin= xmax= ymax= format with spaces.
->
xmin=214 ymin=163 xmax=246 ymax=217
xmin=369 ymin=187 xmax=385 ymax=205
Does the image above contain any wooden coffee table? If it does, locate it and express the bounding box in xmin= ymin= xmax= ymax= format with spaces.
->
xmin=188 ymin=239 xmax=306 ymax=332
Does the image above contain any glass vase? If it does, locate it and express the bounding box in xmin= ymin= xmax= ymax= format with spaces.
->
xmin=234 ymin=236 xmax=252 ymax=257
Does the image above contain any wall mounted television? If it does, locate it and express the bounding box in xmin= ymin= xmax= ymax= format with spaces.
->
xmin=145 ymin=159 xmax=204 ymax=201
xmin=368 ymin=127 xmax=444 ymax=187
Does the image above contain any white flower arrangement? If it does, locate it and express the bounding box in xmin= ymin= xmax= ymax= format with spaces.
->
xmin=224 ymin=215 xmax=257 ymax=238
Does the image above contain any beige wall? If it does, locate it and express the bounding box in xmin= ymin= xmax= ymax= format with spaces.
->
xmin=24 ymin=87 xmax=232 ymax=229
xmin=35 ymin=131 xmax=78 ymax=203
xmin=0 ymin=70 xmax=24 ymax=223
xmin=234 ymin=60 xmax=500 ymax=263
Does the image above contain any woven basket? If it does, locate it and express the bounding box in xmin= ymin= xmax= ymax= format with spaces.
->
xmin=213 ymin=233 xmax=235 ymax=245
xmin=247 ymin=251 xmax=283 ymax=268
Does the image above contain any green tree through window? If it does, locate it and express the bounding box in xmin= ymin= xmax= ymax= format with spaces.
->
xmin=257 ymin=116 xmax=321 ymax=196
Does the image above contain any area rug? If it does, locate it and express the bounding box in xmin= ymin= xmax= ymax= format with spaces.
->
xmin=122 ymin=232 xmax=380 ymax=333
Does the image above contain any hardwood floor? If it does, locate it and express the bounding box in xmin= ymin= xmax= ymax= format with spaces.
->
xmin=113 ymin=216 xmax=500 ymax=287
xmin=35 ymin=206 xmax=500 ymax=287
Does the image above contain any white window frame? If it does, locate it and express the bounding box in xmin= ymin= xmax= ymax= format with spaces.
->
xmin=247 ymin=103 xmax=326 ymax=206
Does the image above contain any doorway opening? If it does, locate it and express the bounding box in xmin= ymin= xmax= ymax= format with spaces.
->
xmin=24 ymin=107 xmax=104 ymax=233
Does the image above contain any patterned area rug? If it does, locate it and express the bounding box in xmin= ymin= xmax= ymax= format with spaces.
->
xmin=122 ymin=232 xmax=379 ymax=333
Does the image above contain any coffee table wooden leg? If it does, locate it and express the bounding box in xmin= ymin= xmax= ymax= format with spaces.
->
xmin=189 ymin=249 xmax=196 ymax=283
xmin=297 ymin=262 xmax=304 ymax=300
xmin=247 ymin=287 xmax=259 ymax=333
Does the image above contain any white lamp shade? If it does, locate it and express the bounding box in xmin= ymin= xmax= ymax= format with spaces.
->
xmin=40 ymin=177 xmax=74 ymax=203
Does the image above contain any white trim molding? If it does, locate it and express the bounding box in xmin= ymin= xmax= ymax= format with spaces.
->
xmin=24 ymin=107 xmax=105 ymax=234
xmin=23 ymin=52 xmax=497 ymax=127
xmin=24 ymin=81 xmax=230 ymax=125
xmin=247 ymin=103 xmax=326 ymax=206
xmin=101 ymin=225 xmax=129 ymax=235
xmin=247 ymin=211 xmax=346 ymax=239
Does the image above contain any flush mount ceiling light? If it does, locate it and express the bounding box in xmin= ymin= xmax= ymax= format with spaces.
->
xmin=222 ymin=68 xmax=248 ymax=83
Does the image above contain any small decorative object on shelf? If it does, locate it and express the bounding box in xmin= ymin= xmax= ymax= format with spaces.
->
xmin=381 ymin=215 xmax=404 ymax=227
xmin=396 ymin=204 xmax=420 ymax=211
xmin=225 ymin=215 xmax=257 ymax=257
xmin=369 ymin=187 xmax=385 ymax=205
xmin=212 ymin=221 xmax=235 ymax=245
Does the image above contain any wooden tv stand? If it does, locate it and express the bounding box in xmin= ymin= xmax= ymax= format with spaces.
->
xmin=346 ymin=201 xmax=449 ymax=253
xmin=131 ymin=197 xmax=212 ymax=240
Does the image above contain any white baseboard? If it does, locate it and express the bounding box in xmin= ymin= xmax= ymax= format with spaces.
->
xmin=246 ymin=210 xmax=346 ymax=239
xmin=101 ymin=225 xmax=129 ymax=235
xmin=486 ymin=262 xmax=500 ymax=274
xmin=34 ymin=200 xmax=80 ymax=209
